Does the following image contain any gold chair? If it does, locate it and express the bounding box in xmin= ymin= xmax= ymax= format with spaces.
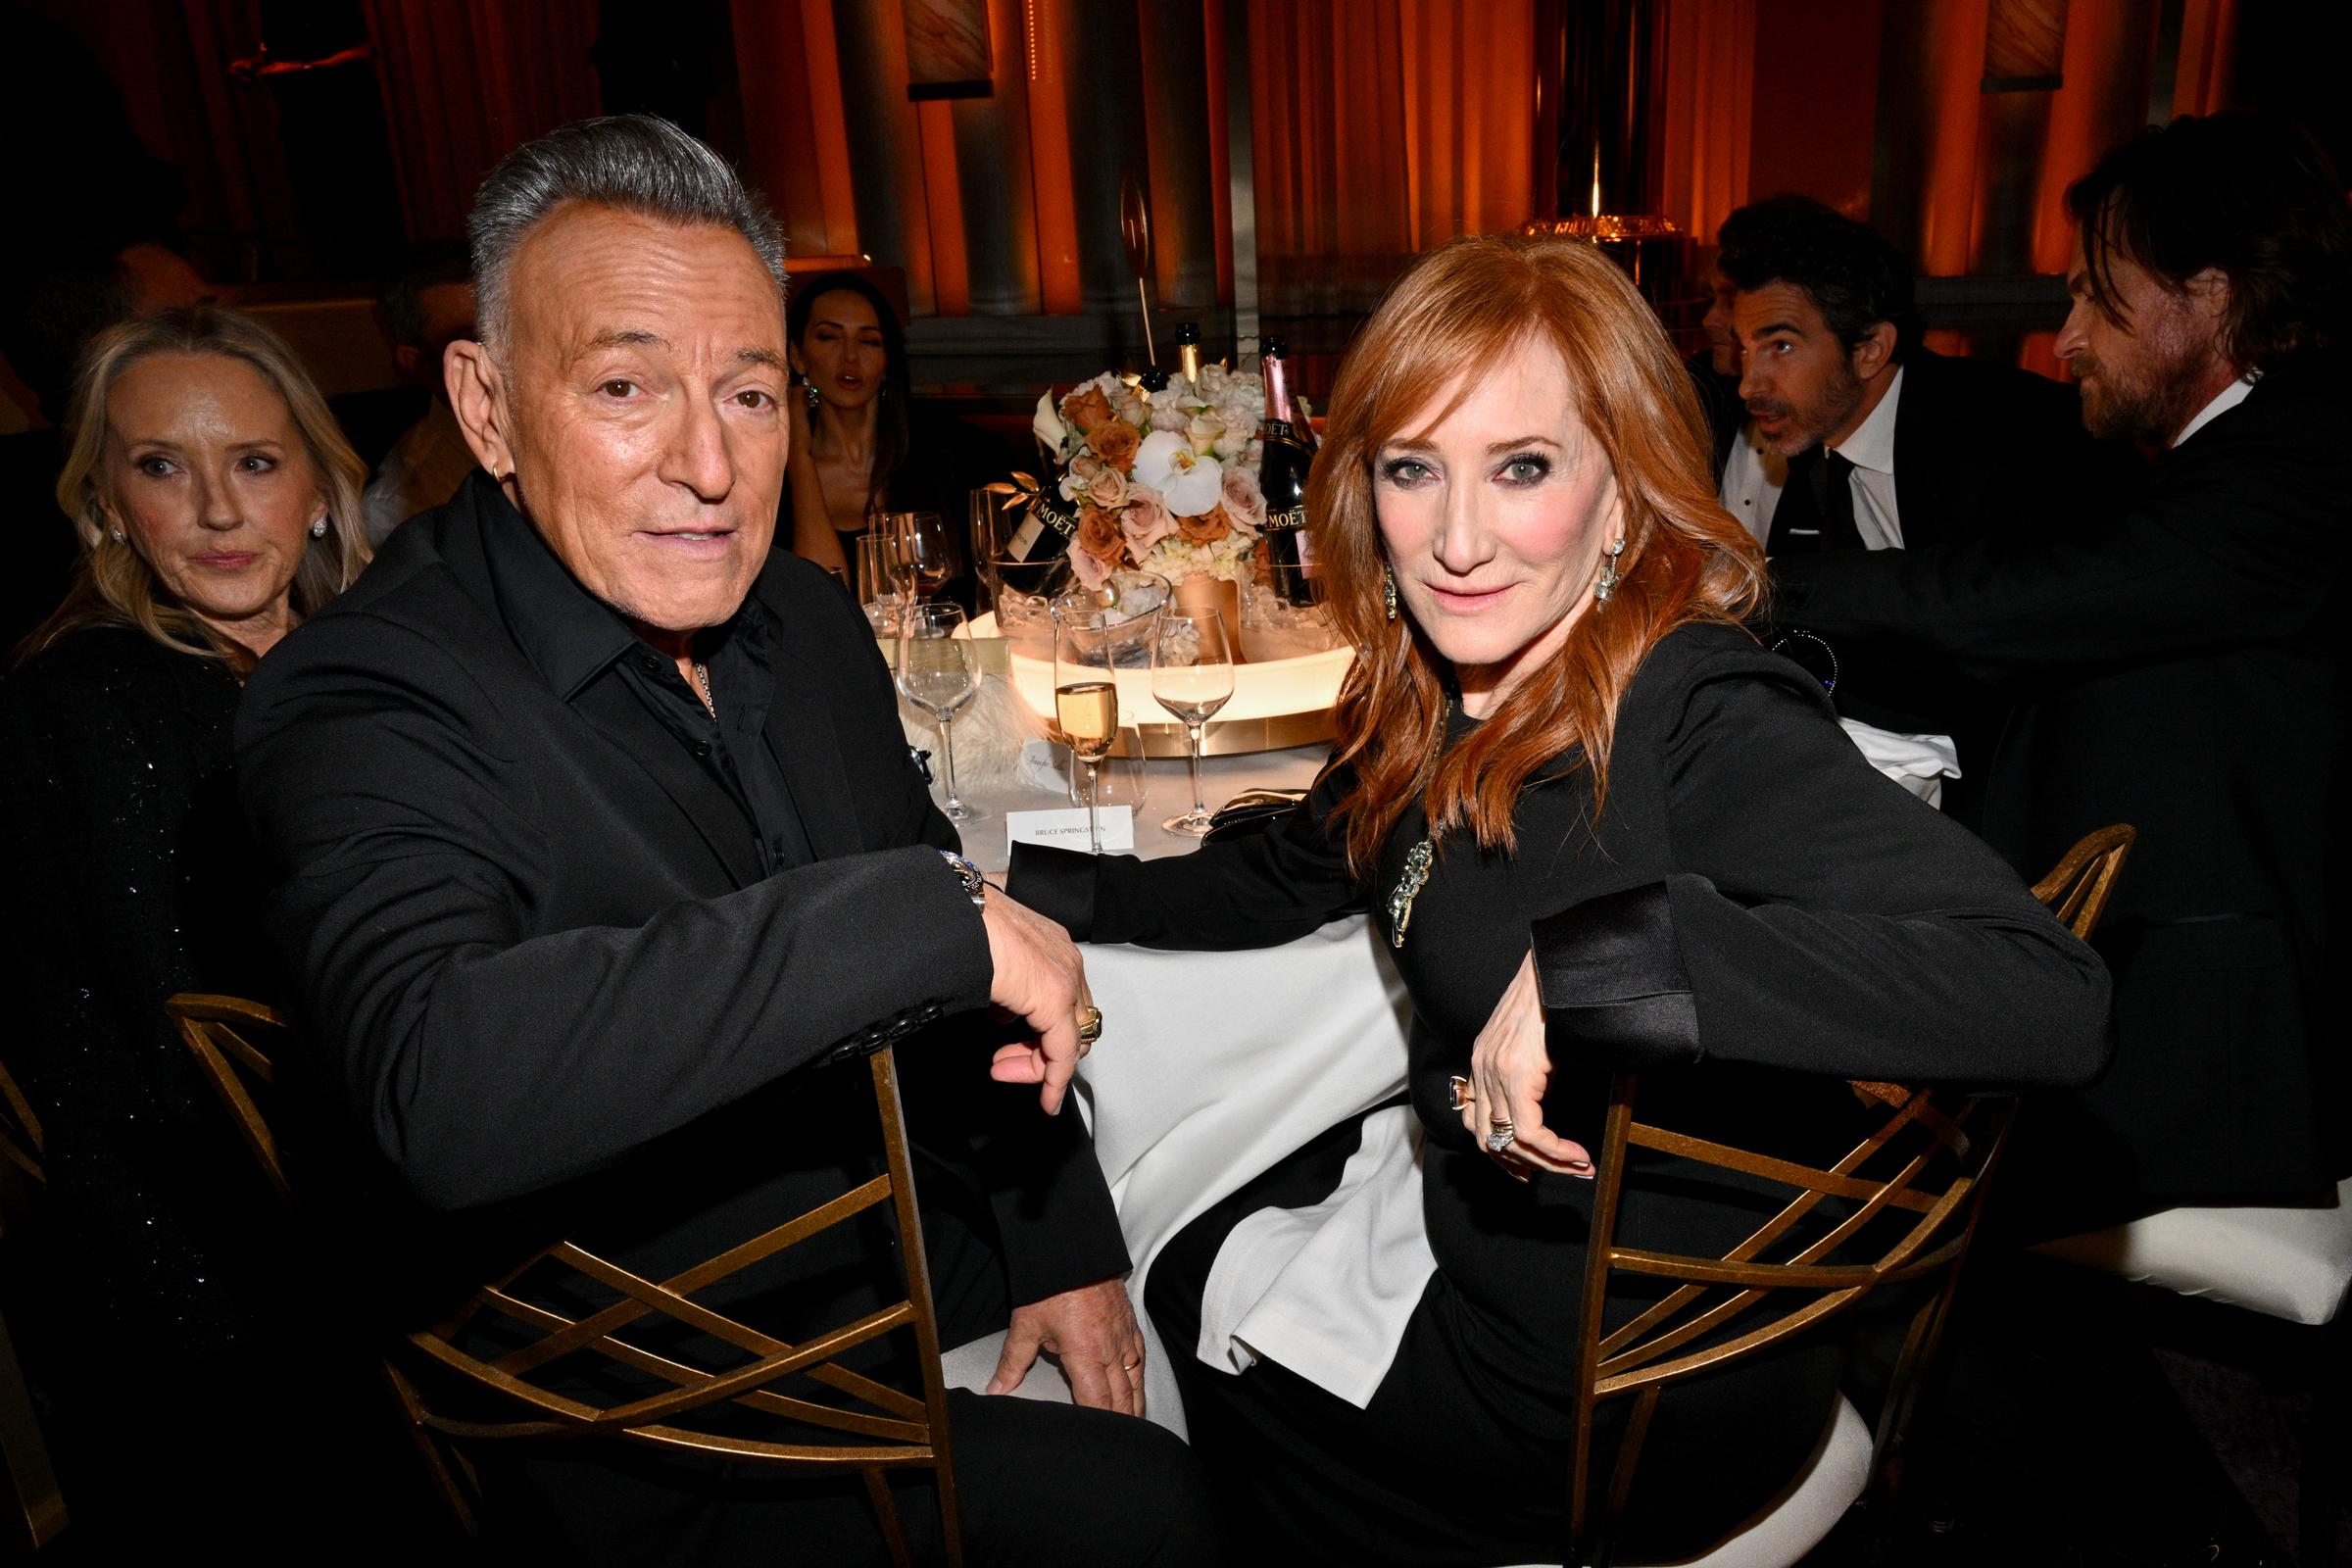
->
xmin=0 ymin=1053 xmax=66 ymax=1554
xmin=1556 ymin=1075 xmax=2014 ymax=1567
xmin=1548 ymin=824 xmax=2137 ymax=1567
xmin=166 ymin=993 xmax=968 ymax=1566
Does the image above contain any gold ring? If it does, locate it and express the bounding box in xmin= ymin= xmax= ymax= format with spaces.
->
xmin=1121 ymin=1359 xmax=1141 ymax=1371
xmin=1448 ymin=1075 xmax=1472 ymax=1111
xmin=1076 ymin=1005 xmax=1103 ymax=1044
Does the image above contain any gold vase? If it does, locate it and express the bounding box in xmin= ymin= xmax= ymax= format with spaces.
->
xmin=1170 ymin=573 xmax=1248 ymax=663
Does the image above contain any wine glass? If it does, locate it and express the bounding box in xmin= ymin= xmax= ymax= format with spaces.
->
xmin=857 ymin=526 xmax=910 ymax=634
xmin=1052 ymin=603 xmax=1121 ymax=854
xmin=1151 ymin=610 xmax=1236 ymax=835
xmin=897 ymin=603 xmax=985 ymax=823
xmin=894 ymin=511 xmax=956 ymax=602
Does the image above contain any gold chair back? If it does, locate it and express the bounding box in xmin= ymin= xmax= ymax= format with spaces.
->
xmin=0 ymin=1054 xmax=41 ymax=1204
xmin=2029 ymin=823 xmax=2134 ymax=941
xmin=1564 ymin=1075 xmax=2013 ymax=1565
xmin=165 ymin=993 xmax=964 ymax=1566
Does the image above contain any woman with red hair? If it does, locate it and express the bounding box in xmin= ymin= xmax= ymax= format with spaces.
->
xmin=1009 ymin=234 xmax=2109 ymax=1563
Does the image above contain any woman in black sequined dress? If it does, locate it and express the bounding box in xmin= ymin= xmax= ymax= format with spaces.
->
xmin=1008 ymin=237 xmax=2113 ymax=1565
xmin=1 ymin=307 xmax=370 ymax=1545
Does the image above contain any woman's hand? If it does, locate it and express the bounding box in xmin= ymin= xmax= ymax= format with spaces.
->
xmin=1462 ymin=950 xmax=1593 ymax=1179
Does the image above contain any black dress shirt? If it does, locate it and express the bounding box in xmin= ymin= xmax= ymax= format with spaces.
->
xmin=238 ymin=471 xmax=1129 ymax=1323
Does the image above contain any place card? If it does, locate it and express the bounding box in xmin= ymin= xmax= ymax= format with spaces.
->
xmin=1005 ymin=806 xmax=1135 ymax=854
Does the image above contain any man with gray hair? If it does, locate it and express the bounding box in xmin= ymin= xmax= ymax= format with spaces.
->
xmin=239 ymin=115 xmax=1217 ymax=1563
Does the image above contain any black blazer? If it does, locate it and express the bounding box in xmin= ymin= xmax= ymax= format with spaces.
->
xmin=1781 ymin=349 xmax=2139 ymax=826
xmin=1774 ymin=358 xmax=2350 ymax=1218
xmin=236 ymin=473 xmax=1127 ymax=1318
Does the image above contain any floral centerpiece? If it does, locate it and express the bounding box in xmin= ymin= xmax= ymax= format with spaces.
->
xmin=1007 ymin=365 xmax=1271 ymax=592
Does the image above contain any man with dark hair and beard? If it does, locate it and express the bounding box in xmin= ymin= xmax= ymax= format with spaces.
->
xmin=1714 ymin=195 xmax=2110 ymax=821
xmin=1774 ymin=111 xmax=2350 ymax=1564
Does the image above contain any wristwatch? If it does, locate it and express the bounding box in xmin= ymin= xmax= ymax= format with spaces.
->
xmin=939 ymin=850 xmax=987 ymax=907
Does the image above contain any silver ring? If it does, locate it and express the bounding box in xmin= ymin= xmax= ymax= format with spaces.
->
xmin=1485 ymin=1125 xmax=1517 ymax=1155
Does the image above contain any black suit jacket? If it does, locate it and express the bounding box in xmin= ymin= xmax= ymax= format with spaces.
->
xmin=1774 ymin=359 xmax=2349 ymax=1218
xmin=236 ymin=472 xmax=1127 ymax=1322
xmin=1782 ymin=349 xmax=2137 ymax=825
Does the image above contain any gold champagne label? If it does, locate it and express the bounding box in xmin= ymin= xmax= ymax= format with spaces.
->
xmin=1261 ymin=505 xmax=1308 ymax=531
xmin=1030 ymin=491 xmax=1080 ymax=539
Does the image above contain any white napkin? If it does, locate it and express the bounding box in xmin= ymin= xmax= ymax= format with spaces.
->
xmin=1838 ymin=718 xmax=1959 ymax=808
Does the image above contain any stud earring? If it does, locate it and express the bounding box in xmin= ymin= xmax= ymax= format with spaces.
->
xmin=310 ymin=516 xmax=328 ymax=539
xmin=1383 ymin=565 xmax=1398 ymax=622
xmin=1593 ymin=537 xmax=1625 ymax=606
xmin=108 ymin=526 xmax=126 ymax=544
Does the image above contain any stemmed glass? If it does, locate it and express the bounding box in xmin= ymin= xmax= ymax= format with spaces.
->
xmin=1151 ymin=610 xmax=1236 ymax=835
xmin=1052 ymin=603 xmax=1121 ymax=853
xmin=857 ymin=525 xmax=910 ymax=634
xmin=894 ymin=511 xmax=956 ymax=602
xmin=897 ymin=603 xmax=984 ymax=823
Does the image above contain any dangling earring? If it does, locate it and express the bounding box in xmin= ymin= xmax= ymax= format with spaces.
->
xmin=310 ymin=516 xmax=328 ymax=539
xmin=1383 ymin=565 xmax=1398 ymax=622
xmin=1593 ymin=537 xmax=1625 ymax=606
xmin=802 ymin=382 xmax=821 ymax=411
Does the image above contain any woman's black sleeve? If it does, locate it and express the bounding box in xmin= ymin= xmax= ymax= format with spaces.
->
xmin=1007 ymin=764 xmax=1366 ymax=950
xmin=1535 ymin=655 xmax=2111 ymax=1089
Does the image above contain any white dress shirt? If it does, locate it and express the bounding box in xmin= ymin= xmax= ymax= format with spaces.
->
xmin=1719 ymin=423 xmax=1786 ymax=546
xmin=1833 ymin=364 xmax=1905 ymax=550
xmin=2174 ymin=373 xmax=2257 ymax=447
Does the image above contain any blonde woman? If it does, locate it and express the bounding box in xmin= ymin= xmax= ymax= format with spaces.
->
xmin=0 ymin=306 xmax=380 ymax=1550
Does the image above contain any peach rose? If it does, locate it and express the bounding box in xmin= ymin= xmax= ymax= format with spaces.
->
xmin=1075 ymin=502 xmax=1126 ymax=564
xmin=1219 ymin=466 xmax=1267 ymax=536
xmin=1088 ymin=418 xmax=1143 ymax=470
xmin=1061 ymin=384 xmax=1114 ymax=436
xmin=1087 ymin=465 xmax=1130 ymax=511
xmin=1178 ymin=503 xmax=1233 ymax=545
xmin=1119 ymin=485 xmax=1176 ymax=559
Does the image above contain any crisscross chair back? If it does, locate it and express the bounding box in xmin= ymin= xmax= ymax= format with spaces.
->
xmin=166 ymin=994 xmax=291 ymax=1205
xmin=2029 ymin=823 xmax=2133 ymax=941
xmin=166 ymin=993 xmax=965 ymax=1565
xmin=0 ymin=1054 xmax=42 ymax=1229
xmin=1564 ymin=1073 xmax=2015 ymax=1565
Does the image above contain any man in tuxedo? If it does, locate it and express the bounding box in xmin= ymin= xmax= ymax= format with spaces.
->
xmin=238 ymin=115 xmax=1216 ymax=1565
xmin=1775 ymin=112 xmax=2349 ymax=1563
xmin=1716 ymin=196 xmax=2117 ymax=818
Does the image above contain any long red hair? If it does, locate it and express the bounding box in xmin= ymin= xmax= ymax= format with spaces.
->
xmin=1314 ymin=233 xmax=1767 ymax=872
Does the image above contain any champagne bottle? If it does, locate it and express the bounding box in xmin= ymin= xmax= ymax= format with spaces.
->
xmin=1257 ymin=336 xmax=1316 ymax=607
xmin=1175 ymin=321 xmax=1202 ymax=385
xmin=1000 ymin=468 xmax=1080 ymax=598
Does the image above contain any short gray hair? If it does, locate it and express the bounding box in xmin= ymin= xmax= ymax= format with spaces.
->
xmin=468 ymin=114 xmax=786 ymax=349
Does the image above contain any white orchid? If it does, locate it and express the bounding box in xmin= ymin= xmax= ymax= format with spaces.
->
xmin=1133 ymin=429 xmax=1224 ymax=516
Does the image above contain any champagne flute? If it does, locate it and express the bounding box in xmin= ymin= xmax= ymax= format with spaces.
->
xmin=895 ymin=511 xmax=956 ymax=602
xmin=1052 ymin=604 xmax=1120 ymax=853
xmin=897 ymin=603 xmax=985 ymax=823
xmin=1151 ymin=610 xmax=1236 ymax=835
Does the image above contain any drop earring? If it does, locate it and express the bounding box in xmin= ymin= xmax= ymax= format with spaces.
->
xmin=802 ymin=382 xmax=821 ymax=411
xmin=310 ymin=516 xmax=328 ymax=539
xmin=1593 ymin=537 xmax=1625 ymax=606
xmin=1383 ymin=565 xmax=1398 ymax=622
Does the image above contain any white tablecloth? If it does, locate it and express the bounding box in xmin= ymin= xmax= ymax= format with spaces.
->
xmin=943 ymin=742 xmax=1427 ymax=1434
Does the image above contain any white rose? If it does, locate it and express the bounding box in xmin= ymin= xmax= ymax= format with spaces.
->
xmin=1149 ymin=400 xmax=1189 ymax=433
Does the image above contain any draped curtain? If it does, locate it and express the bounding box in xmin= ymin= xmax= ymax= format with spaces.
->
xmin=1248 ymin=0 xmax=1542 ymax=317
xmin=362 ymin=0 xmax=604 ymax=243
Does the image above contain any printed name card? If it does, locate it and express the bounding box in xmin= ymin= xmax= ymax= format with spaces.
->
xmin=1005 ymin=807 xmax=1135 ymax=854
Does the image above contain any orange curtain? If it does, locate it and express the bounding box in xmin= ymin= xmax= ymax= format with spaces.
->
xmin=1250 ymin=0 xmax=1540 ymax=316
xmin=362 ymin=0 xmax=603 ymax=243
xmin=1655 ymin=0 xmax=1755 ymax=247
